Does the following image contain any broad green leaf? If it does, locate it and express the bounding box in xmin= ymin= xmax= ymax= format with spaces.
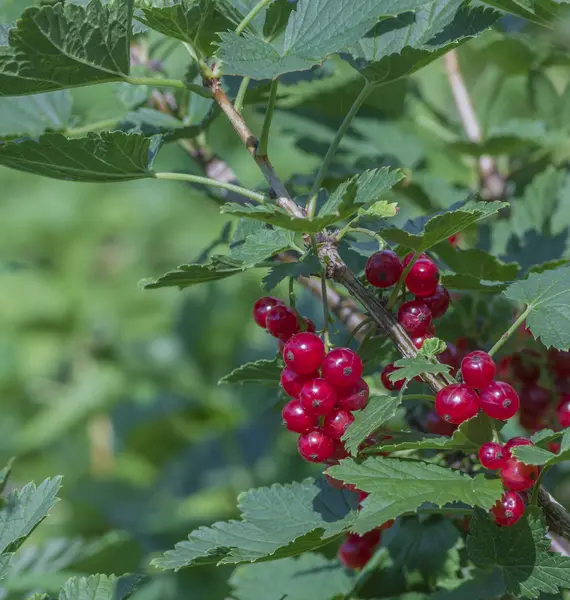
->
xmin=344 ymin=1 xmax=498 ymax=84
xmin=389 ymin=356 xmax=451 ymax=382
xmin=229 ymin=553 xmax=354 ymax=600
xmin=435 ymin=245 xmax=520 ymax=282
xmin=440 ymin=273 xmax=509 ymax=293
xmin=221 ymin=203 xmax=321 ymax=233
xmin=263 ymin=0 xmax=296 ymax=40
xmin=418 ymin=337 xmax=447 ymax=358
xmin=327 ymin=457 xmax=502 ymax=534
xmin=511 ymin=428 xmax=570 ymax=466
xmin=530 ymin=428 xmax=560 ymax=445
xmin=59 ymin=574 xmax=144 ymax=600
xmin=382 ymin=199 xmax=508 ymax=252
xmin=504 ymin=265 xmax=570 ymax=350
xmin=261 ymin=254 xmax=321 ymax=292
xmin=218 ymin=0 xmax=437 ymax=79
xmin=480 ymin=0 xmax=568 ymax=25
xmin=0 ymin=132 xmax=159 ymax=182
xmin=0 ymin=1 xmax=133 ymax=96
xmin=230 ymin=227 xmax=294 ymax=267
xmin=355 ymin=200 xmax=399 ymax=220
xmin=0 ymin=459 xmax=13 ymax=495
xmin=342 ymin=394 xmax=403 ymax=456
xmin=468 ymin=507 xmax=570 ymax=598
xmin=145 ymin=255 xmax=247 ymax=290
xmin=219 ymin=357 xmax=282 ymax=385
xmin=152 ymin=477 xmax=358 ymax=569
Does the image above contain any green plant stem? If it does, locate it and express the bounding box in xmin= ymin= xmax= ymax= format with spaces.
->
xmin=257 ymin=78 xmax=279 ymax=157
xmin=307 ymin=81 xmax=374 ymax=215
xmin=386 ymin=251 xmax=417 ymax=311
xmin=123 ymin=75 xmax=212 ymax=98
xmin=235 ymin=0 xmax=273 ymax=34
xmin=311 ymin=234 xmax=331 ymax=350
xmin=488 ymin=305 xmax=532 ymax=358
xmin=346 ymin=317 xmax=374 ymax=346
xmin=64 ymin=118 xmax=120 ymax=137
xmin=402 ymin=394 xmax=436 ymax=403
xmin=154 ymin=172 xmax=268 ymax=203
xmin=288 ymin=277 xmax=296 ymax=311
xmin=234 ymin=77 xmax=251 ymax=113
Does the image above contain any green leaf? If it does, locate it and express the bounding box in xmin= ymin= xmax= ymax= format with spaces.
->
xmin=511 ymin=428 xmax=570 ymax=467
xmin=390 ymin=356 xmax=451 ymax=382
xmin=468 ymin=507 xmax=570 ymax=598
xmin=261 ymin=254 xmax=321 ymax=292
xmin=440 ymin=273 xmax=509 ymax=293
xmin=418 ymin=337 xmax=447 ymax=358
xmin=382 ymin=199 xmax=508 ymax=252
xmin=219 ymin=357 xmax=282 ymax=386
xmin=435 ymin=245 xmax=520 ymax=282
xmin=263 ymin=0 xmax=296 ymax=40
xmin=504 ymin=265 xmax=570 ymax=350
xmin=229 ymin=553 xmax=355 ymax=600
xmin=355 ymin=200 xmax=399 ymax=220
xmin=0 ymin=459 xmax=14 ymax=495
xmin=221 ymin=203 xmax=318 ymax=232
xmin=0 ymin=132 xmax=159 ymax=182
xmin=59 ymin=574 xmax=144 ymax=600
xmin=530 ymin=428 xmax=560 ymax=445
xmin=344 ymin=1 xmax=498 ymax=84
xmin=342 ymin=394 xmax=403 ymax=456
xmin=327 ymin=457 xmax=502 ymax=534
xmin=145 ymin=255 xmax=247 ymax=290
xmin=152 ymin=477 xmax=358 ymax=570
xmin=480 ymin=0 xmax=567 ymax=26
xmin=0 ymin=1 xmax=133 ymax=96
xmin=231 ymin=227 xmax=294 ymax=267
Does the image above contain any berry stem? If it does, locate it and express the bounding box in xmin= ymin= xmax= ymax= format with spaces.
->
xmin=234 ymin=77 xmax=250 ymax=113
xmin=402 ymin=394 xmax=436 ymax=403
xmin=488 ymin=306 xmax=532 ymax=358
xmin=386 ymin=252 xmax=418 ymax=311
xmin=257 ymin=78 xmax=279 ymax=158
xmin=234 ymin=0 xmax=274 ymax=34
xmin=310 ymin=234 xmax=331 ymax=350
xmin=288 ymin=277 xmax=297 ymax=311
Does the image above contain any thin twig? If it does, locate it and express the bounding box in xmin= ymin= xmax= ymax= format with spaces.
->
xmin=257 ymin=78 xmax=279 ymax=158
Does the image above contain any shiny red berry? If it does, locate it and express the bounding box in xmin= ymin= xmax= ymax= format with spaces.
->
xmin=280 ymin=367 xmax=317 ymax=398
xmin=403 ymin=252 xmax=429 ymax=267
xmin=283 ymin=332 xmax=325 ymax=375
xmin=322 ymin=348 xmax=363 ymax=388
xmin=479 ymin=381 xmax=520 ymax=420
xmin=265 ymin=304 xmax=299 ymax=340
xmin=417 ymin=285 xmax=450 ymax=319
xmin=557 ymin=396 xmax=570 ymax=428
xmin=426 ymin=410 xmax=457 ymax=436
xmin=302 ymin=318 xmax=316 ymax=333
xmin=549 ymin=441 xmax=561 ymax=453
xmin=435 ymin=383 xmax=479 ymax=424
xmin=501 ymin=458 xmax=540 ymax=492
xmin=520 ymin=384 xmax=550 ymax=416
xmin=323 ymin=409 xmax=355 ymax=439
xmin=491 ymin=491 xmax=525 ymax=526
xmin=381 ymin=363 xmax=404 ymax=391
xmin=297 ymin=430 xmax=334 ymax=462
xmin=511 ymin=350 xmax=541 ymax=383
xmin=282 ymin=399 xmax=318 ymax=433
xmin=253 ymin=296 xmax=283 ymax=328
xmin=397 ymin=300 xmax=432 ymax=335
xmin=365 ymin=250 xmax=403 ymax=288
xmin=338 ymin=536 xmax=374 ymax=569
xmin=300 ymin=378 xmax=337 ymax=416
xmin=478 ymin=442 xmax=506 ymax=470
xmin=504 ymin=437 xmax=534 ymax=459
xmin=411 ymin=330 xmax=434 ymax=349
xmin=405 ymin=258 xmax=440 ymax=297
xmin=337 ymin=378 xmax=369 ymax=411
xmin=461 ymin=351 xmax=496 ymax=389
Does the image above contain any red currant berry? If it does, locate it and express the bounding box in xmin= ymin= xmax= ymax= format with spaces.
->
xmin=283 ymin=332 xmax=325 ymax=375
xmin=300 ymin=378 xmax=337 ymax=416
xmin=282 ymin=399 xmax=318 ymax=433
xmin=358 ymin=529 xmax=381 ymax=546
xmin=478 ymin=442 xmax=506 ymax=470
xmin=417 ymin=285 xmax=450 ymax=319
xmin=501 ymin=458 xmax=540 ymax=492
xmin=557 ymin=396 xmax=570 ymax=428
xmin=479 ymin=381 xmax=520 ymax=420
xmin=426 ymin=410 xmax=457 ymax=436
xmin=397 ymin=300 xmax=432 ymax=335
xmin=496 ymin=355 xmax=512 ymax=380
xmin=323 ymin=409 xmax=355 ymax=439
xmin=491 ymin=491 xmax=525 ymax=526
xmin=439 ymin=343 xmax=459 ymax=371
xmin=549 ymin=349 xmax=570 ymax=378
xmin=504 ymin=437 xmax=534 ymax=459
xmin=338 ymin=537 xmax=374 ymax=569
xmin=365 ymin=250 xmax=403 ymax=288
xmin=330 ymin=439 xmax=349 ymax=460
xmin=435 ymin=383 xmax=479 ymax=424
xmin=381 ymin=363 xmax=404 ymax=391
xmin=461 ymin=351 xmax=496 ymax=389
xmin=322 ymin=347 xmax=363 ymax=388
xmin=411 ymin=330 xmax=434 ymax=349
xmin=280 ymin=367 xmax=318 ymax=398
xmin=405 ymin=258 xmax=440 ymax=297
xmin=403 ymin=252 xmax=429 ymax=267
xmin=379 ymin=519 xmax=395 ymax=531
xmin=325 ymin=473 xmax=345 ymax=490
xmin=302 ymin=318 xmax=316 ymax=333
xmin=265 ymin=304 xmax=299 ymax=340
xmin=253 ymin=296 xmax=283 ymax=328
xmin=448 ymin=234 xmax=460 ymax=247
xmin=297 ymin=430 xmax=334 ymax=462
xmin=519 ymin=410 xmax=542 ymax=431
xmin=337 ymin=378 xmax=369 ymax=411
xmin=548 ymin=441 xmax=561 ymax=453
xmin=519 ymin=384 xmax=550 ymax=416
xmin=511 ymin=350 xmax=541 ymax=383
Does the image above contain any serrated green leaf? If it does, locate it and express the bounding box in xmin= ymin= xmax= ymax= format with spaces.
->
xmin=327 ymin=457 xmax=502 ymax=534
xmin=263 ymin=0 xmax=296 ymax=40
xmin=390 ymin=356 xmax=451 ymax=382
xmin=59 ymin=573 xmax=144 ymax=600
xmin=468 ymin=507 xmax=570 ymax=598
xmin=221 ymin=203 xmax=320 ymax=232
xmin=261 ymin=254 xmax=321 ymax=292
xmin=530 ymin=428 xmax=560 ymax=445
xmin=435 ymin=245 xmax=520 ymax=282
xmin=418 ymin=337 xmax=447 ymax=358
xmin=480 ymin=0 xmax=567 ymax=25
xmin=356 ymin=200 xmax=399 ymax=220
xmin=342 ymin=394 xmax=403 ymax=456
xmin=511 ymin=428 xmax=570 ymax=467
xmin=229 ymin=553 xmax=355 ymax=600
xmin=152 ymin=477 xmax=358 ymax=570
xmin=0 ymin=1 xmax=133 ymax=96
xmin=382 ymin=199 xmax=508 ymax=252
xmin=504 ymin=265 xmax=570 ymax=350
xmin=0 ymin=132 xmax=159 ymax=182
xmin=440 ymin=273 xmax=509 ymax=293
xmin=231 ymin=227 xmax=294 ymax=267
xmin=0 ymin=459 xmax=14 ymax=495
xmin=219 ymin=357 xmax=282 ymax=385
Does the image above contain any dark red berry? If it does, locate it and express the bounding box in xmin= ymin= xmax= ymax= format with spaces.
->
xmin=405 ymin=258 xmax=440 ymax=297
xmin=504 ymin=437 xmax=534 ymax=459
xmin=265 ymin=304 xmax=299 ymax=340
xmin=280 ymin=367 xmax=318 ymax=398
xmin=511 ymin=350 xmax=541 ymax=383
xmin=282 ymin=399 xmax=318 ymax=433
xmin=325 ymin=473 xmax=345 ymax=490
xmin=338 ymin=536 xmax=374 ymax=569
xmin=412 ymin=330 xmax=434 ymax=349
xmin=501 ymin=458 xmax=540 ymax=492
xmin=549 ymin=349 xmax=570 ymax=378
xmin=322 ymin=348 xmax=363 ymax=388
xmin=496 ymin=355 xmax=512 ymax=380
xmin=253 ymin=296 xmax=283 ymax=328
xmin=397 ymin=299 xmax=432 ymax=335
xmin=479 ymin=381 xmax=520 ymax=421
xmin=478 ymin=442 xmax=506 ymax=470
xmin=519 ymin=384 xmax=550 ymax=416
xmin=557 ymin=396 xmax=570 ymax=428
xmin=365 ymin=250 xmax=403 ymax=288
xmin=461 ymin=351 xmax=496 ymax=389
xmin=297 ymin=430 xmax=334 ymax=462
xmin=435 ymin=383 xmax=479 ymax=424
xmin=403 ymin=252 xmax=429 ymax=267
xmin=381 ymin=363 xmax=404 ymax=391
xmin=448 ymin=234 xmax=460 ymax=247
xmin=337 ymin=378 xmax=369 ymax=411
xmin=417 ymin=285 xmax=450 ymax=319
xmin=300 ymin=378 xmax=337 ymax=416
xmin=548 ymin=441 xmax=561 ymax=453
xmin=491 ymin=491 xmax=525 ymax=526
xmin=330 ymin=439 xmax=349 ymax=460
xmin=302 ymin=318 xmax=316 ymax=333
xmin=323 ymin=409 xmax=355 ymax=439
xmin=519 ymin=410 xmax=542 ymax=431
xmin=439 ymin=343 xmax=459 ymax=372
xmin=426 ymin=410 xmax=457 ymax=436
xmin=283 ymin=332 xmax=325 ymax=375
